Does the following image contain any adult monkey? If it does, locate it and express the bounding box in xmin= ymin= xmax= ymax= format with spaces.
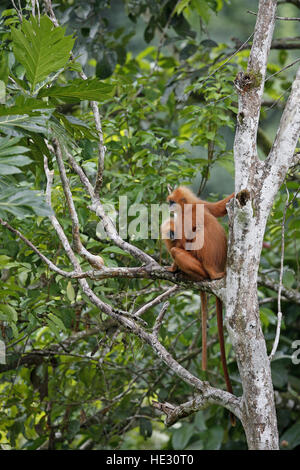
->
xmin=167 ymin=185 xmax=234 ymax=218
xmin=161 ymin=187 xmax=235 ymax=424
xmin=165 ymin=186 xmax=234 ymax=282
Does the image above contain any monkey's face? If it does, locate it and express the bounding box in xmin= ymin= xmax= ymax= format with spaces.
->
xmin=167 ymin=188 xmax=187 ymax=208
xmin=168 ymin=229 xmax=175 ymax=240
xmin=161 ymin=219 xmax=176 ymax=241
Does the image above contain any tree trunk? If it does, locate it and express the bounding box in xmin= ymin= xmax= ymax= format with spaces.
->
xmin=226 ymin=211 xmax=279 ymax=449
xmin=223 ymin=0 xmax=300 ymax=448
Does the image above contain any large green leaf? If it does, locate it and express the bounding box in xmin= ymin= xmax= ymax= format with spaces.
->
xmin=0 ymin=114 xmax=50 ymax=134
xmin=0 ymin=98 xmax=54 ymax=116
xmin=38 ymin=78 xmax=114 ymax=102
xmin=0 ymin=136 xmax=31 ymax=175
xmin=11 ymin=15 xmax=75 ymax=91
xmin=0 ymin=178 xmax=51 ymax=218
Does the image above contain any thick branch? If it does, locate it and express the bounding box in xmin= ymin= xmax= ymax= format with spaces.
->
xmin=155 ymin=391 xmax=242 ymax=427
xmin=234 ymin=0 xmax=277 ymax=191
xmin=258 ymin=274 xmax=300 ymax=304
xmin=91 ymin=100 xmax=106 ymax=196
xmin=44 ymin=0 xmax=106 ymax=195
xmin=51 ymin=140 xmax=104 ymax=269
xmin=66 ymin=150 xmax=159 ymax=267
xmin=3 ymin=216 xmax=298 ymax=308
xmin=271 ymin=37 xmax=300 ymax=49
xmin=31 ymin=172 xmax=240 ymax=419
xmin=0 ymin=216 xmax=228 ymax=301
xmin=76 ymin=274 xmax=241 ymax=420
xmin=260 ymin=66 xmax=300 ymax=214
xmin=248 ymin=9 xmax=300 ymax=20
xmin=233 ymin=36 xmax=300 ymax=50
xmin=0 ymin=217 xmax=78 ymax=278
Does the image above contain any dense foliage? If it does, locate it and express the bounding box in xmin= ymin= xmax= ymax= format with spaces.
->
xmin=0 ymin=0 xmax=299 ymax=450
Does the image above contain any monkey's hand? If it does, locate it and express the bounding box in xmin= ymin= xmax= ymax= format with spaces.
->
xmin=209 ymin=271 xmax=225 ymax=280
xmin=167 ymin=262 xmax=178 ymax=273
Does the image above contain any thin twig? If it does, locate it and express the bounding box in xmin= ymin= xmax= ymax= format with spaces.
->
xmin=0 ymin=217 xmax=79 ymax=279
xmin=91 ymin=101 xmax=106 ymax=196
xmin=44 ymin=0 xmax=106 ymax=196
xmin=11 ymin=0 xmax=22 ymax=22
xmin=265 ymin=57 xmax=300 ymax=82
xmin=248 ymin=10 xmax=300 ymax=20
xmin=44 ymin=0 xmax=59 ymax=26
xmin=43 ymin=156 xmax=81 ymax=270
xmin=153 ymin=302 xmax=169 ymax=337
xmin=200 ymin=32 xmax=254 ymax=89
xmin=133 ymin=285 xmax=180 ymax=318
xmin=51 ymin=139 xmax=104 ymax=268
xmin=269 ymin=186 xmax=300 ymax=361
xmin=153 ymin=0 xmax=182 ymax=72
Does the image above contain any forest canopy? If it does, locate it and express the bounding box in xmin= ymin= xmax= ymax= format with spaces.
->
xmin=0 ymin=0 xmax=299 ymax=451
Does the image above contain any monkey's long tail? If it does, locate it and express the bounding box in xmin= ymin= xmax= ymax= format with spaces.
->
xmin=216 ymin=297 xmax=236 ymax=426
xmin=200 ymin=292 xmax=208 ymax=371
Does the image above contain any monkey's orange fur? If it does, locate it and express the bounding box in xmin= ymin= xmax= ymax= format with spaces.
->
xmin=161 ymin=188 xmax=235 ymax=424
xmin=165 ymin=186 xmax=233 ymax=280
xmin=167 ymin=186 xmax=234 ymax=218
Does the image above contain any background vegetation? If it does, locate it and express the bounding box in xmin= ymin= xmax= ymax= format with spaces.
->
xmin=0 ymin=0 xmax=299 ymax=450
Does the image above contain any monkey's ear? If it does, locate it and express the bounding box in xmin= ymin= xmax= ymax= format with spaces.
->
xmin=167 ymin=184 xmax=173 ymax=195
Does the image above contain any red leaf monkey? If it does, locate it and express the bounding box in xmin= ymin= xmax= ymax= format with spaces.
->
xmin=161 ymin=186 xmax=235 ymax=423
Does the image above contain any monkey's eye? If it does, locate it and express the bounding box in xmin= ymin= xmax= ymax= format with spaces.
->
xmin=168 ymin=199 xmax=175 ymax=206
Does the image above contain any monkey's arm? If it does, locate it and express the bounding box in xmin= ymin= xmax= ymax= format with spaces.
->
xmin=203 ymin=193 xmax=235 ymax=218
xmin=169 ymin=247 xmax=209 ymax=280
xmin=167 ymin=261 xmax=178 ymax=272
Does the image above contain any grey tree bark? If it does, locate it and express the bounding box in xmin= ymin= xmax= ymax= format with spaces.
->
xmin=2 ymin=0 xmax=300 ymax=451
xmin=225 ymin=0 xmax=300 ymax=449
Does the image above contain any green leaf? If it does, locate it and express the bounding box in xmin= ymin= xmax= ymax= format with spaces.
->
xmin=179 ymin=44 xmax=197 ymax=60
xmin=66 ymin=282 xmax=76 ymax=303
xmin=185 ymin=439 xmax=204 ymax=450
xmin=11 ymin=15 xmax=75 ymax=91
xmin=194 ymin=411 xmax=207 ymax=431
xmin=0 ymin=99 xmax=55 ymax=116
xmin=205 ymin=425 xmax=224 ymax=450
xmin=46 ymin=317 xmax=61 ymax=340
xmin=96 ymin=50 xmax=117 ymax=79
xmin=0 ymin=81 xmax=5 ymax=104
xmin=280 ymin=422 xmax=300 ymax=449
xmin=48 ymin=313 xmax=67 ymax=333
xmin=283 ymin=269 xmax=295 ymax=288
xmin=101 ymin=246 xmax=131 ymax=257
xmin=271 ymin=361 xmax=288 ymax=388
xmin=172 ymin=423 xmax=194 ymax=449
xmin=0 ymin=136 xmax=31 ymax=174
xmin=0 ymin=255 xmax=19 ymax=269
xmin=0 ymin=114 xmax=49 ymax=133
xmin=39 ymin=78 xmax=114 ymax=102
xmin=139 ymin=418 xmax=152 ymax=438
xmin=0 ymin=179 xmax=52 ymax=218
xmin=175 ymin=0 xmax=192 ymax=15
xmin=0 ymin=52 xmax=9 ymax=84
xmin=10 ymin=322 xmax=19 ymax=338
xmin=0 ymin=304 xmax=18 ymax=322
